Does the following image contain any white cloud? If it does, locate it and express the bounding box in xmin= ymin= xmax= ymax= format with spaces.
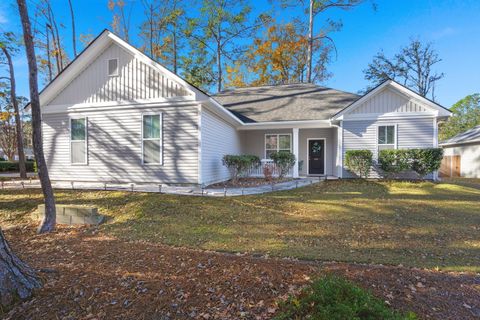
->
xmin=431 ymin=27 xmax=457 ymax=40
xmin=0 ymin=6 xmax=8 ymax=25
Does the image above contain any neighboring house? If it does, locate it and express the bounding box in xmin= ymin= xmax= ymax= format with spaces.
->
xmin=439 ymin=125 xmax=480 ymax=178
xmin=36 ymin=30 xmax=451 ymax=185
xmin=0 ymin=148 xmax=34 ymax=161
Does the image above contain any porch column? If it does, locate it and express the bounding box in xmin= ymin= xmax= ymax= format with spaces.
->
xmin=292 ymin=128 xmax=299 ymax=178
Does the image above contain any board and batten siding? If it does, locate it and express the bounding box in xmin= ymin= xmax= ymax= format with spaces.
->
xmin=350 ymin=87 xmax=429 ymax=114
xmin=443 ymin=143 xmax=480 ymax=178
xmin=200 ymin=108 xmax=241 ymax=185
xmin=42 ymin=104 xmax=199 ymax=184
xmin=342 ymin=118 xmax=434 ymax=178
xmin=48 ymin=42 xmax=191 ymax=106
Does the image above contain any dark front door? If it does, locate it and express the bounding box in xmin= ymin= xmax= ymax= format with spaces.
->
xmin=308 ymin=139 xmax=325 ymax=175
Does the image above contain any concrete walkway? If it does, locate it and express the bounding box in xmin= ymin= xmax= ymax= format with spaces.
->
xmin=0 ymin=177 xmax=332 ymax=197
xmin=0 ymin=172 xmax=37 ymax=178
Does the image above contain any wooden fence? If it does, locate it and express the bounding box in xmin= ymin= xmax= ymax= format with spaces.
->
xmin=439 ymin=155 xmax=461 ymax=178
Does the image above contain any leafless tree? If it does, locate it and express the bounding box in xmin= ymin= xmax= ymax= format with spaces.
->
xmin=364 ymin=39 xmax=444 ymax=100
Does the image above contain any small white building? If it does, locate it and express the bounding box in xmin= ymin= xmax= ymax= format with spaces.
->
xmin=440 ymin=125 xmax=480 ymax=178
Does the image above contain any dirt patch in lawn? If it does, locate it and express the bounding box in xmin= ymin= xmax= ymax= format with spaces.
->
xmin=207 ymin=177 xmax=294 ymax=189
xmin=3 ymin=225 xmax=479 ymax=320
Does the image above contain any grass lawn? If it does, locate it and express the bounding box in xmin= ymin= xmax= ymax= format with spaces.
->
xmin=1 ymin=179 xmax=479 ymax=272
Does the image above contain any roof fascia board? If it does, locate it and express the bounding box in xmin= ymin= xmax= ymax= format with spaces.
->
xmin=41 ymin=30 xmax=111 ymax=106
xmin=332 ymin=80 xmax=452 ymax=120
xmin=201 ymin=99 xmax=244 ymax=127
xmin=388 ymin=81 xmax=451 ymax=116
xmin=112 ymin=35 xmax=243 ymax=125
xmin=238 ymin=120 xmax=331 ymax=130
xmin=440 ymin=139 xmax=480 ymax=147
xmin=106 ymin=32 xmax=199 ymax=98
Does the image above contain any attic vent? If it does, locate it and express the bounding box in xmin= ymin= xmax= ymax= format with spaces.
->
xmin=108 ymin=58 xmax=118 ymax=76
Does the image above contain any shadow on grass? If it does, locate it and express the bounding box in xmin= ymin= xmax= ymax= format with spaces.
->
xmin=1 ymin=179 xmax=479 ymax=271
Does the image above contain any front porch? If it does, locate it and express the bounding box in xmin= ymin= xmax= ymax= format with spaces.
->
xmin=239 ymin=124 xmax=341 ymax=178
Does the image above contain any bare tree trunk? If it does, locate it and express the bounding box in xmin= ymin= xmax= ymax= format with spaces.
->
xmin=1 ymin=46 xmax=27 ymax=179
xmin=0 ymin=228 xmax=42 ymax=308
xmin=173 ymin=27 xmax=177 ymax=74
xmin=17 ymin=0 xmax=57 ymax=234
xmin=306 ymin=0 xmax=314 ymax=83
xmin=216 ymin=24 xmax=222 ymax=92
xmin=68 ymin=0 xmax=77 ymax=57
xmin=216 ymin=45 xmax=222 ymax=92
xmin=46 ymin=24 xmax=60 ymax=74
xmin=45 ymin=24 xmax=52 ymax=81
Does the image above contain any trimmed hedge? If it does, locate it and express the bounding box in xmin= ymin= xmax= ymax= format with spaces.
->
xmin=0 ymin=161 xmax=35 ymax=172
xmin=345 ymin=150 xmax=373 ymax=178
xmin=270 ymin=151 xmax=296 ymax=178
xmin=378 ymin=149 xmax=410 ymax=177
xmin=222 ymin=155 xmax=260 ymax=183
xmin=379 ymin=148 xmax=443 ymax=178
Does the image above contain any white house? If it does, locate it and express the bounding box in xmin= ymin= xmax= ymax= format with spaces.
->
xmin=440 ymin=125 xmax=480 ymax=178
xmin=36 ymin=30 xmax=452 ymax=185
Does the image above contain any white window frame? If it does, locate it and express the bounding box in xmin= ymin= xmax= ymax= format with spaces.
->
xmin=377 ymin=124 xmax=398 ymax=157
xmin=69 ymin=117 xmax=88 ymax=165
xmin=141 ymin=113 xmax=163 ymax=165
xmin=107 ymin=58 xmax=119 ymax=77
xmin=264 ymin=133 xmax=292 ymax=159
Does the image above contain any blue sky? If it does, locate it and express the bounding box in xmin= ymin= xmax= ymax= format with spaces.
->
xmin=1 ymin=0 xmax=479 ymax=107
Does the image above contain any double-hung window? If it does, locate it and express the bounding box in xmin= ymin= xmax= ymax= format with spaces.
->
xmin=70 ymin=118 xmax=87 ymax=165
xmin=265 ymin=134 xmax=291 ymax=159
xmin=377 ymin=125 xmax=396 ymax=151
xmin=142 ymin=114 xmax=162 ymax=164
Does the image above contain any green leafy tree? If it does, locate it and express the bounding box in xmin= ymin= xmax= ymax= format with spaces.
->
xmin=139 ymin=0 xmax=186 ymax=73
xmin=241 ymin=20 xmax=333 ymax=86
xmin=439 ymin=94 xmax=480 ymax=141
xmin=186 ymin=0 xmax=267 ymax=92
xmin=0 ymin=32 xmax=27 ymax=178
xmin=364 ymin=39 xmax=444 ymax=100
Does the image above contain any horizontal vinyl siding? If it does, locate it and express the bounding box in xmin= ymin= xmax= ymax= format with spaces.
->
xmin=443 ymin=143 xmax=480 ymax=178
xmin=49 ymin=43 xmax=191 ymax=106
xmin=42 ymin=104 xmax=199 ymax=184
xmin=200 ymin=109 xmax=241 ymax=185
xmin=342 ymin=117 xmax=434 ymax=178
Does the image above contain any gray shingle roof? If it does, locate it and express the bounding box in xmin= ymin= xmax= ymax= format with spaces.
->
xmin=213 ymin=83 xmax=360 ymax=123
xmin=440 ymin=125 xmax=480 ymax=146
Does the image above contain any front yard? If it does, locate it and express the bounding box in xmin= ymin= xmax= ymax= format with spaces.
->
xmin=1 ymin=179 xmax=479 ymax=272
xmin=1 ymin=179 xmax=479 ymax=319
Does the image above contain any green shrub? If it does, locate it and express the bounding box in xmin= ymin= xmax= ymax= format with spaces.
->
xmin=270 ymin=151 xmax=296 ymax=178
xmin=274 ymin=275 xmax=416 ymax=320
xmin=408 ymin=148 xmax=443 ymax=178
xmin=379 ymin=148 xmax=443 ymax=179
xmin=222 ymin=155 xmax=260 ymax=183
xmin=379 ymin=149 xmax=410 ymax=177
xmin=345 ymin=150 xmax=373 ymax=178
xmin=0 ymin=161 xmax=35 ymax=172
